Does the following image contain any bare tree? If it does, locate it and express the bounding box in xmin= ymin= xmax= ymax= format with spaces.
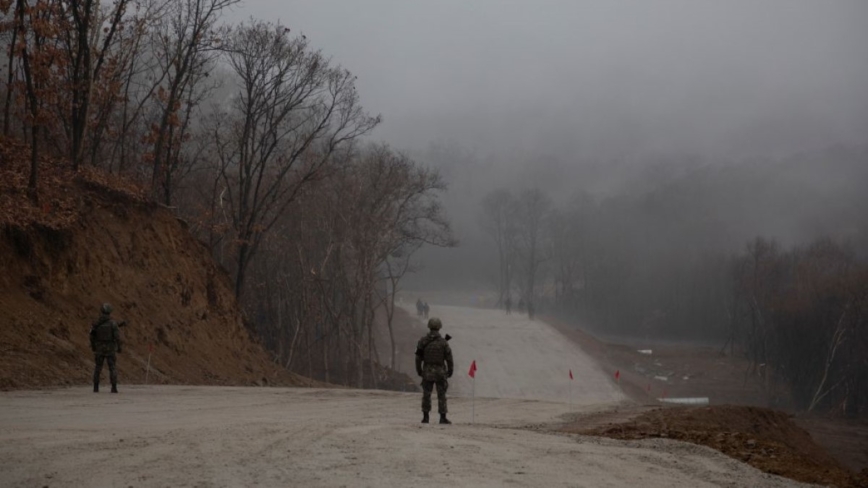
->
xmin=362 ymin=144 xmax=454 ymax=370
xmin=214 ymin=19 xmax=379 ymax=299
xmin=148 ymin=0 xmax=237 ymax=201
xmin=515 ymin=188 xmax=551 ymax=317
xmin=480 ymin=188 xmax=518 ymax=308
xmin=11 ymin=0 xmax=53 ymax=201
xmin=60 ymin=0 xmax=133 ymax=169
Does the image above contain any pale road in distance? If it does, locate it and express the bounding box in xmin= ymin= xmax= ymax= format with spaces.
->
xmin=407 ymin=304 xmax=625 ymax=405
xmin=0 ymin=303 xmax=812 ymax=487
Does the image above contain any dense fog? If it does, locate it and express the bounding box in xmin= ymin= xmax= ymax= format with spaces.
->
xmin=231 ymin=2 xmax=868 ymax=299
xmin=234 ymin=1 xmax=868 ymax=411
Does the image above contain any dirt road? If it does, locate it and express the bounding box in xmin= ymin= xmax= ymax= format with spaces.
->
xmin=1 ymin=305 xmax=813 ymax=487
xmin=1 ymin=386 xmax=811 ymax=487
xmin=406 ymin=304 xmax=625 ymax=404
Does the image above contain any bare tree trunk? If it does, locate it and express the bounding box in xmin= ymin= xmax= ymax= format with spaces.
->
xmin=3 ymin=7 xmax=20 ymax=137
xmin=323 ymin=328 xmax=330 ymax=384
xmin=18 ymin=0 xmax=38 ymax=202
xmin=809 ymin=305 xmax=849 ymax=411
xmin=386 ymin=288 xmax=397 ymax=370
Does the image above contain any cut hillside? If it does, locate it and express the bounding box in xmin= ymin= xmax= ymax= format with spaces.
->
xmin=0 ymin=139 xmax=313 ymax=389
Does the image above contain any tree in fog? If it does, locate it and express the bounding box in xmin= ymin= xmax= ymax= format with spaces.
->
xmin=732 ymin=237 xmax=786 ymax=386
xmin=548 ymin=193 xmax=593 ymax=315
xmin=514 ymin=188 xmax=551 ymax=315
xmin=212 ymin=20 xmax=379 ymax=298
xmin=727 ymin=237 xmax=868 ymax=414
xmin=242 ymin=143 xmax=451 ymax=386
xmin=480 ymin=187 xmax=552 ymax=314
xmin=479 ymin=188 xmax=518 ymax=307
xmin=364 ymin=145 xmax=454 ymax=370
xmin=57 ymin=0 xmax=133 ymax=170
xmin=147 ymin=0 xmax=238 ymax=203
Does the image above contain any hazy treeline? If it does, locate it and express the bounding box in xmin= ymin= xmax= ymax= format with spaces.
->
xmin=0 ymin=0 xmax=452 ymax=386
xmin=730 ymin=238 xmax=868 ymax=415
xmin=479 ymin=147 xmax=868 ymax=414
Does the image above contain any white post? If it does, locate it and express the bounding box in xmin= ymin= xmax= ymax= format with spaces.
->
xmin=472 ymin=376 xmax=476 ymax=424
xmin=569 ymin=378 xmax=572 ymax=406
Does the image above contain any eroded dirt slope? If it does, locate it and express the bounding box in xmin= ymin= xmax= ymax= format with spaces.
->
xmin=0 ymin=141 xmax=310 ymax=388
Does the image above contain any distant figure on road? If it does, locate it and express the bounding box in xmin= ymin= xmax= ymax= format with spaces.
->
xmin=423 ymin=301 xmax=430 ymax=319
xmin=504 ymin=296 xmax=512 ymax=315
xmin=89 ymin=303 xmax=125 ymax=393
xmin=517 ymin=297 xmax=525 ymax=314
xmin=415 ymin=317 xmax=454 ymax=424
xmin=527 ymin=301 xmax=535 ymax=320
xmin=416 ymin=298 xmax=424 ymax=317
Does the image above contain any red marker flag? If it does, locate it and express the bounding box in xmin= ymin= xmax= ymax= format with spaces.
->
xmin=149 ymin=343 xmax=155 ymax=353
xmin=569 ymin=369 xmax=573 ymax=380
xmin=614 ymin=370 xmax=621 ymax=381
xmin=468 ymin=360 xmax=477 ymax=378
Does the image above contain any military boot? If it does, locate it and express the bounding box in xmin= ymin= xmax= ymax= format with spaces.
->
xmin=439 ymin=414 xmax=451 ymax=425
xmin=421 ymin=412 xmax=429 ymax=423
xmin=111 ymin=384 xmax=118 ymax=393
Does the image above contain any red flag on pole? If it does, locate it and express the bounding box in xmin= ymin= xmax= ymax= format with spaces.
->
xmin=569 ymin=369 xmax=573 ymax=380
xmin=614 ymin=370 xmax=621 ymax=381
xmin=468 ymin=360 xmax=477 ymax=378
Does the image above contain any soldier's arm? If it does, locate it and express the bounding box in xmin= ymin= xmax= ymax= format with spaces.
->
xmin=414 ymin=338 xmax=425 ymax=376
xmin=444 ymin=343 xmax=454 ymax=376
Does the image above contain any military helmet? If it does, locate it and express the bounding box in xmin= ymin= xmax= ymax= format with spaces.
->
xmin=100 ymin=303 xmax=113 ymax=315
xmin=427 ymin=317 xmax=442 ymax=330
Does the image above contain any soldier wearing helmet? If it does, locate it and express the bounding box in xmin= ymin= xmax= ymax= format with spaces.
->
xmin=89 ymin=303 xmax=124 ymax=393
xmin=415 ymin=317 xmax=454 ymax=424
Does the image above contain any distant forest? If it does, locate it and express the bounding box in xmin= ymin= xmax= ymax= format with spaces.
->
xmin=474 ymin=146 xmax=868 ymax=415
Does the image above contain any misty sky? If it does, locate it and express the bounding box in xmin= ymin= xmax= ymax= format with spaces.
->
xmin=230 ymin=1 xmax=868 ymax=161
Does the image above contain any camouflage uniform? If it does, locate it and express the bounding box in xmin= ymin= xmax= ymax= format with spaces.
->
xmin=415 ymin=318 xmax=453 ymax=423
xmin=90 ymin=307 xmax=122 ymax=393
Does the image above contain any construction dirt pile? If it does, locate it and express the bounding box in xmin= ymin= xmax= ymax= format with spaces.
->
xmin=563 ymin=404 xmax=868 ymax=488
xmin=0 ymin=138 xmax=311 ymax=389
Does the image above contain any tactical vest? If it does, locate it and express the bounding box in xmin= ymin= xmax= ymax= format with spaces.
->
xmin=94 ymin=320 xmax=116 ymax=343
xmin=422 ymin=336 xmax=447 ymax=366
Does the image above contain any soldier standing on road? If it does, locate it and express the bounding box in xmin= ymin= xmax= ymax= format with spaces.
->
xmin=423 ymin=301 xmax=430 ymax=319
xmin=415 ymin=317 xmax=453 ymax=424
xmin=90 ymin=303 xmax=124 ymax=393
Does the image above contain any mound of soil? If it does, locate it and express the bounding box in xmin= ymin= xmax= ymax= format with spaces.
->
xmin=564 ymin=404 xmax=867 ymax=487
xmin=0 ymin=139 xmax=312 ymax=389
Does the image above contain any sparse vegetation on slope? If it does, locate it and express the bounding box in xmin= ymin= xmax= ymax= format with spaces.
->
xmin=0 ymin=138 xmax=313 ymax=389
